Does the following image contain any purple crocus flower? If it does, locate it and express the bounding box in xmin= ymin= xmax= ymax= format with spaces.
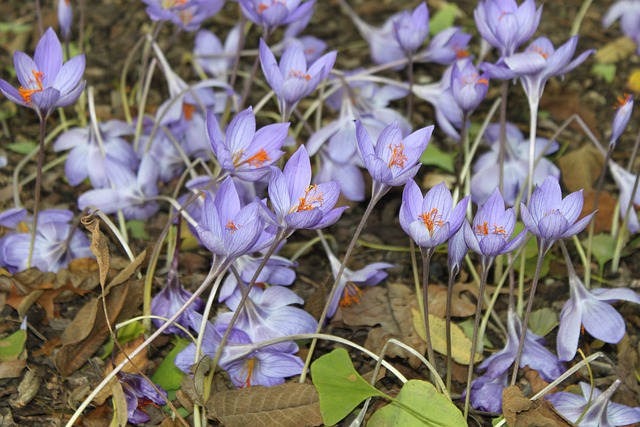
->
xmin=239 ymin=0 xmax=316 ymax=34
xmin=451 ymin=60 xmax=489 ymax=114
xmin=474 ymin=0 xmax=542 ymax=57
xmin=78 ymin=156 xmax=160 ymax=220
xmin=521 ymin=175 xmax=594 ymax=252
xmin=196 ymin=177 xmax=271 ymax=264
xmin=547 ymin=381 xmax=640 ymax=427
xmin=393 ymin=3 xmax=429 ymax=55
xmin=400 ymin=180 xmax=469 ymax=251
xmin=355 ymin=120 xmax=433 ymax=200
xmin=259 ymin=39 xmax=336 ymax=121
xmin=53 ymin=120 xmax=138 ymax=188
xmin=418 ymin=27 xmax=472 ymax=65
xmin=314 ymin=144 xmax=365 ymax=202
xmin=151 ymin=253 xmax=204 ymax=336
xmin=117 ymin=371 xmax=168 ymax=425
xmin=609 ymin=161 xmax=640 ymax=234
xmin=471 ymin=122 xmax=559 ymax=205
xmin=604 ymin=0 xmax=640 ymax=53
xmin=481 ymin=36 xmax=594 ymax=105
xmin=0 ymin=209 xmax=93 ymax=273
xmin=142 ymin=0 xmax=223 ymax=32
xmin=58 ymin=0 xmax=73 ymax=41
xmin=261 ymin=145 xmax=346 ymax=233
xmin=194 ymin=25 xmax=242 ymax=81
xmin=448 ymin=227 xmax=468 ymax=275
xmin=271 ymin=5 xmax=327 ymax=63
xmin=207 ymin=107 xmax=289 ymax=182
xmin=610 ymin=93 xmax=634 ymax=146
xmin=470 ymin=307 xmax=564 ymax=411
xmin=412 ymin=66 xmax=464 ymax=140
xmin=217 ymin=285 xmax=318 ymax=342
xmin=0 ymin=27 xmax=85 ymax=118
xmin=320 ymin=237 xmax=395 ymax=318
xmin=557 ymin=251 xmax=640 ymax=361
xmin=219 ymin=252 xmax=296 ymax=301
xmin=463 ymin=188 xmax=527 ymax=262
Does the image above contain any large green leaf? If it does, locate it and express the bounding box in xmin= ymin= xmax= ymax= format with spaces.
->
xmin=420 ymin=143 xmax=456 ymax=173
xmin=0 ymin=329 xmax=26 ymax=362
xmin=429 ymin=3 xmax=459 ymax=36
xmin=368 ymin=380 xmax=465 ymax=427
xmin=151 ymin=338 xmax=189 ymax=391
xmin=311 ymin=348 xmax=385 ymax=425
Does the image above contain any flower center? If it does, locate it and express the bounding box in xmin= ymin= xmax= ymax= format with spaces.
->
xmin=238 ymin=358 xmax=255 ymax=388
xmin=339 ymin=283 xmax=363 ymax=307
xmin=530 ymin=45 xmax=549 ymax=59
xmin=179 ymin=9 xmax=193 ymax=24
xmin=418 ymin=208 xmax=444 ymax=236
xmin=614 ymin=93 xmax=632 ymax=109
xmin=455 ymin=48 xmax=470 ymax=59
xmin=475 ymin=221 xmax=507 ymax=237
xmin=232 ymin=149 xmax=271 ymax=169
xmin=387 ymin=143 xmax=407 ymax=169
xmin=288 ymin=69 xmax=311 ymax=81
xmin=258 ymin=0 xmax=285 ymax=14
xmin=292 ymin=185 xmax=324 ymax=212
xmin=162 ymin=0 xmax=187 ymax=8
xmin=182 ymin=103 xmax=196 ymax=121
xmin=461 ymin=72 xmax=489 ymax=86
xmin=226 ymin=220 xmax=240 ymax=233
xmin=18 ymin=70 xmax=44 ymax=105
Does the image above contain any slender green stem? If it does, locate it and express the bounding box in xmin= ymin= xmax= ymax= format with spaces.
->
xmin=27 ymin=117 xmax=48 ymax=268
xmin=300 ymin=192 xmax=384 ymax=383
xmin=463 ymin=258 xmax=492 ymax=420
xmin=420 ymin=249 xmax=438 ymax=385
xmin=510 ymin=244 xmax=547 ymax=386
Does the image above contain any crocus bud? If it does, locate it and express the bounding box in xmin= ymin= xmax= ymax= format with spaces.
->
xmin=610 ymin=93 xmax=633 ymax=146
xmin=393 ymin=2 xmax=429 ymax=55
xmin=58 ymin=0 xmax=73 ymax=41
xmin=451 ymin=60 xmax=489 ymax=113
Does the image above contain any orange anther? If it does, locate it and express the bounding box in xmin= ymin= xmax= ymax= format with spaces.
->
xmin=476 ymin=221 xmax=489 ymax=236
xmin=293 ymin=185 xmax=324 ymax=212
xmin=387 ymin=143 xmax=407 ymax=169
xmin=18 ymin=70 xmax=44 ymax=105
xmin=182 ymin=103 xmax=196 ymax=121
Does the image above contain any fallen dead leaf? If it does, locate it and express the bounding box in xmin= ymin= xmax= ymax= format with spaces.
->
xmin=427 ymin=284 xmax=476 ymax=318
xmin=557 ymin=144 xmax=604 ymax=192
xmin=581 ymin=190 xmax=617 ymax=234
xmin=31 ymin=337 xmax=62 ymax=358
xmin=206 ymin=383 xmax=323 ymax=427
xmin=539 ymin=89 xmax=600 ymax=140
xmin=502 ymin=385 xmax=573 ymax=427
xmin=340 ymin=283 xmax=426 ymax=368
xmin=595 ymin=36 xmax=637 ymax=64
xmin=616 ymin=334 xmax=640 ymax=407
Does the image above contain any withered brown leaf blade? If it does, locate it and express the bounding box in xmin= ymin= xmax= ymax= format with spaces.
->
xmin=557 ymin=144 xmax=604 ymax=192
xmin=81 ymin=213 xmax=111 ymax=288
xmin=502 ymin=385 xmax=574 ymax=427
xmin=206 ymin=383 xmax=322 ymax=427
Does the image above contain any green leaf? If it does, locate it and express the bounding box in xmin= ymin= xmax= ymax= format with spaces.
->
xmin=6 ymin=141 xmax=37 ymax=155
xmin=0 ymin=23 xmax=32 ymax=33
xmin=429 ymin=3 xmax=459 ymax=36
xmin=457 ymin=318 xmax=493 ymax=349
xmin=0 ymin=329 xmax=27 ymax=362
xmin=127 ymin=220 xmax=150 ymax=240
xmin=152 ymin=338 xmax=189 ymax=391
xmin=586 ymin=234 xmax=617 ymax=270
xmin=311 ymin=348 xmax=385 ymax=425
xmin=528 ymin=308 xmax=558 ymax=337
xmin=420 ymin=143 xmax=456 ymax=173
xmin=368 ymin=380 xmax=465 ymax=427
xmin=101 ymin=321 xmax=146 ymax=358
xmin=591 ymin=63 xmax=616 ymax=83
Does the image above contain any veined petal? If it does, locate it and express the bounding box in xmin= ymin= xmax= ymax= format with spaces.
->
xmin=0 ymin=79 xmax=27 ymax=107
xmin=581 ymin=299 xmax=626 ymax=344
xmin=34 ymin=28 xmax=63 ymax=85
xmin=51 ymin=54 xmax=85 ymax=93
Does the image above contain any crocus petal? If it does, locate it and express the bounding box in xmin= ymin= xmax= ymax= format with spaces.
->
xmin=581 ymin=299 xmax=627 ymax=344
xmin=51 ymin=54 xmax=85 ymax=93
xmin=34 ymin=28 xmax=63 ymax=85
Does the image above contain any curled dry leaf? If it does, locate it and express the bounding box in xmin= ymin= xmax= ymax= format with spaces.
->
xmin=340 ymin=283 xmax=426 ymax=368
xmin=502 ymin=385 xmax=573 ymax=427
xmin=427 ymin=284 xmax=476 ymax=318
xmin=557 ymin=144 xmax=604 ymax=192
xmin=206 ymin=383 xmax=322 ymax=427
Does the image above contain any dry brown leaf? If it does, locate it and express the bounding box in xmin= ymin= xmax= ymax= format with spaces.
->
xmin=428 ymin=284 xmax=476 ymax=318
xmin=340 ymin=283 xmax=426 ymax=368
xmin=539 ymin=90 xmax=599 ymax=140
xmin=81 ymin=214 xmax=111 ymax=288
xmin=502 ymin=386 xmax=573 ymax=427
xmin=557 ymin=145 xmax=604 ymax=192
xmin=0 ymin=359 xmax=26 ymax=379
xmin=32 ymin=337 xmax=62 ymax=358
xmin=581 ymin=190 xmax=617 ymax=234
xmin=523 ymin=367 xmax=553 ymax=396
xmin=616 ymin=335 xmax=640 ymax=407
xmin=206 ymin=383 xmax=322 ymax=427
xmin=595 ymin=36 xmax=636 ymax=64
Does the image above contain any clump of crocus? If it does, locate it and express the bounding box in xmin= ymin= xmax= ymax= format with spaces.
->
xmin=557 ymin=246 xmax=640 ymax=361
xmin=604 ymin=0 xmax=640 ymax=54
xmin=474 ymin=0 xmax=542 ymax=57
xmin=259 ymin=39 xmax=336 ymax=121
xmin=207 ymin=107 xmax=289 ymax=181
xmin=547 ymin=380 xmax=640 ymax=427
xmin=471 ymin=122 xmax=559 ymax=205
xmin=117 ymin=371 xmax=168 ymax=425
xmin=0 ymin=27 xmax=85 ymax=119
xmin=58 ymin=0 xmax=73 ymax=41
xmin=610 ymin=93 xmax=634 ymax=146
xmin=142 ymin=0 xmax=224 ymax=32
xmin=355 ymin=120 xmax=433 ymax=201
xmin=261 ymin=145 xmax=346 ymax=234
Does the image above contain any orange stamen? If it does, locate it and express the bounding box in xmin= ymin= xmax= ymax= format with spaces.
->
xmin=238 ymin=359 xmax=255 ymax=388
xmin=339 ymin=283 xmax=363 ymax=307
xmin=476 ymin=221 xmax=489 ymax=236
xmin=292 ymin=185 xmax=324 ymax=212
xmin=477 ymin=77 xmax=489 ymax=85
xmin=614 ymin=93 xmax=632 ymax=109
xmin=289 ymin=69 xmax=311 ymax=81
xmin=234 ymin=148 xmax=271 ymax=168
xmin=492 ymin=225 xmax=507 ymax=236
xmin=18 ymin=70 xmax=44 ymax=105
xmin=226 ymin=220 xmax=239 ymax=233
xmin=455 ymin=48 xmax=470 ymax=59
xmin=530 ymin=45 xmax=549 ymax=59
xmin=182 ymin=103 xmax=196 ymax=121
xmin=17 ymin=222 xmax=29 ymax=233
xmin=387 ymin=143 xmax=407 ymax=169
xmin=162 ymin=0 xmax=186 ymax=8
xmin=418 ymin=208 xmax=444 ymax=235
